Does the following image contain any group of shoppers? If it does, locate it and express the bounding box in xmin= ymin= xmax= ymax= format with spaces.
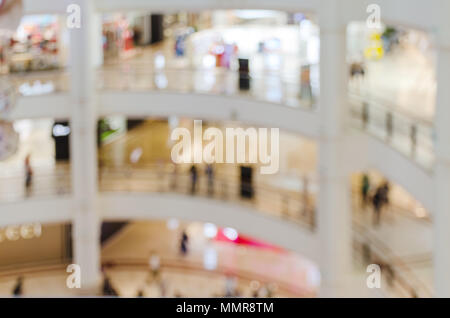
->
xmin=361 ymin=174 xmax=390 ymax=226
xmin=189 ymin=164 xmax=214 ymax=195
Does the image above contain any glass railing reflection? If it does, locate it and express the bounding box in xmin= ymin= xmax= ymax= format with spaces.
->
xmin=0 ymin=163 xmax=71 ymax=202
xmin=4 ymin=67 xmax=435 ymax=173
xmin=6 ymin=65 xmax=316 ymax=108
xmin=99 ymin=163 xmax=316 ymax=230
xmin=349 ymin=89 xmax=434 ymax=169
xmin=98 ymin=67 xmax=315 ymax=109
xmin=353 ymin=221 xmax=432 ymax=298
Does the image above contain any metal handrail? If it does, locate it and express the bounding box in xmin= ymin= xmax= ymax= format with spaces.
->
xmin=348 ymin=85 xmax=433 ymax=126
xmin=352 ymin=219 xmax=432 ymax=298
xmin=0 ymin=161 xmax=434 ymax=297
xmin=99 ymin=163 xmax=315 ymax=229
xmin=0 ymin=257 xmax=314 ymax=297
xmin=97 ymin=67 xmax=315 ymax=109
xmin=102 ymin=257 xmax=315 ymax=297
xmin=0 ymin=164 xmax=72 ymax=201
xmin=349 ymin=93 xmax=434 ymax=170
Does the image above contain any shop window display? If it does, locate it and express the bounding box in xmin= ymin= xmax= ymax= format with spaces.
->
xmin=0 ymin=15 xmax=61 ymax=73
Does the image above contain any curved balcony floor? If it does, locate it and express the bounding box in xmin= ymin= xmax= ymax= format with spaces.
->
xmin=0 ymin=219 xmax=317 ymax=297
xmin=0 ymin=160 xmax=433 ymax=293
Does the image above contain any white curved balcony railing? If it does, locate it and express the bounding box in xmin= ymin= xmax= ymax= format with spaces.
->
xmin=352 ymin=218 xmax=432 ymax=298
xmin=98 ymin=66 xmax=316 ymax=109
xmin=349 ymin=88 xmax=434 ymax=170
xmin=0 ymin=81 xmax=16 ymax=116
xmin=6 ymin=70 xmax=69 ymax=97
xmin=0 ymin=164 xmax=71 ymax=202
xmin=6 ymin=67 xmax=436 ymax=172
xmin=99 ymin=164 xmax=432 ymax=297
xmin=0 ymin=162 xmax=433 ymax=297
xmin=99 ymin=164 xmax=315 ymax=230
xmin=0 ymin=162 xmax=315 ymax=228
xmin=101 ymin=257 xmax=314 ymax=297
xmin=0 ymin=258 xmax=313 ymax=297
xmin=7 ymin=67 xmax=315 ymax=110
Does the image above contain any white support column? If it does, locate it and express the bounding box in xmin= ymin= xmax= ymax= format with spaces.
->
xmin=317 ymin=0 xmax=353 ymax=297
xmin=69 ymin=0 xmax=101 ymax=294
xmin=433 ymin=1 xmax=450 ymax=298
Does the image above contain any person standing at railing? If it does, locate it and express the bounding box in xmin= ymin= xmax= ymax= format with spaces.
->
xmin=12 ymin=276 xmax=23 ymax=297
xmin=205 ymin=164 xmax=214 ymax=196
xmin=180 ymin=229 xmax=189 ymax=256
xmin=189 ymin=165 xmax=198 ymax=195
xmin=225 ymin=276 xmax=237 ymax=297
xmin=386 ymin=113 xmax=393 ymax=140
xmin=361 ymin=174 xmax=371 ymax=209
xmin=350 ymin=62 xmax=365 ymax=81
xmin=24 ymin=154 xmax=33 ymax=196
xmin=372 ymin=187 xmax=384 ymax=226
xmin=372 ymin=181 xmax=391 ymax=226
xmin=171 ymin=164 xmax=178 ymax=190
xmin=362 ymin=102 xmax=369 ymax=129
xmin=300 ymin=65 xmax=313 ymax=104
xmin=302 ymin=175 xmax=310 ymax=216
xmin=102 ymin=274 xmax=118 ymax=296
xmin=380 ymin=181 xmax=390 ymax=209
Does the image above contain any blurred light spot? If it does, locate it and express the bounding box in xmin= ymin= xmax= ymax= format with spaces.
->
xmin=130 ymin=147 xmax=142 ymax=164
xmin=203 ymin=247 xmax=218 ymax=270
xmin=202 ymin=54 xmax=216 ymax=68
xmin=154 ymin=53 xmax=165 ymax=69
xmin=306 ymin=266 xmax=321 ymax=287
xmin=415 ymin=206 xmax=427 ymax=218
xmin=167 ymin=218 xmax=179 ymax=230
xmin=53 ymin=124 xmax=71 ymax=137
xmin=154 ymin=73 xmax=168 ymax=89
xmin=203 ymin=223 xmax=218 ymax=239
xmin=19 ymin=81 xmax=55 ymax=96
xmin=223 ymin=227 xmax=238 ymax=241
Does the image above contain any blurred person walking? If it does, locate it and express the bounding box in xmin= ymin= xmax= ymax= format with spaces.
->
xmin=24 ymin=154 xmax=33 ymax=195
xmin=380 ymin=181 xmax=390 ymax=209
xmin=205 ymin=164 xmax=214 ymax=196
xmin=189 ymin=165 xmax=198 ymax=194
xmin=225 ymin=276 xmax=237 ymax=297
xmin=102 ymin=275 xmax=118 ymax=296
xmin=361 ymin=174 xmax=371 ymax=209
xmin=171 ymin=164 xmax=178 ymax=190
xmin=12 ymin=276 xmax=23 ymax=297
xmin=350 ymin=62 xmax=365 ymax=81
xmin=372 ymin=186 xmax=384 ymax=226
xmin=180 ymin=229 xmax=189 ymax=256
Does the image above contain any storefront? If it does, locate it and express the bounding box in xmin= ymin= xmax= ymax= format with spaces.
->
xmin=103 ymin=14 xmax=137 ymax=60
xmin=0 ymin=14 xmax=62 ymax=73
